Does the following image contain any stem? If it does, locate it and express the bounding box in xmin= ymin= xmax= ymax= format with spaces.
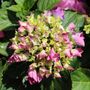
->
xmin=50 ymin=79 xmax=54 ymax=90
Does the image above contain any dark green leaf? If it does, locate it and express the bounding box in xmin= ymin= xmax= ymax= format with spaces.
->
xmin=54 ymin=79 xmax=62 ymax=90
xmin=62 ymin=11 xmax=85 ymax=30
xmin=40 ymin=78 xmax=62 ymax=90
xmin=0 ymin=60 xmax=8 ymax=90
xmin=71 ymin=68 xmax=90 ymax=90
xmin=23 ymin=0 xmax=37 ymax=11
xmin=70 ymin=58 xmax=80 ymax=68
xmin=37 ymin=0 xmax=60 ymax=11
xmin=2 ymin=62 xmax=30 ymax=90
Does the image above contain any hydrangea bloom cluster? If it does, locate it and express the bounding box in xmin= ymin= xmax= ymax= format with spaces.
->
xmin=8 ymin=12 xmax=85 ymax=85
xmin=55 ymin=0 xmax=86 ymax=14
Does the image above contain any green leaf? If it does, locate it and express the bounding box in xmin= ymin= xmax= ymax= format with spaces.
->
xmin=0 ymin=9 xmax=16 ymax=31
xmin=71 ymin=68 xmax=90 ymax=90
xmin=15 ymin=0 xmax=25 ymax=6
xmin=0 ymin=42 xmax=9 ymax=56
xmin=62 ymin=11 xmax=85 ymax=30
xmin=37 ymin=0 xmax=60 ymax=11
xmin=1 ymin=1 xmax=10 ymax=8
xmin=15 ymin=0 xmax=37 ymax=11
xmin=9 ymin=0 xmax=37 ymax=20
xmin=8 ymin=5 xmax=21 ymax=12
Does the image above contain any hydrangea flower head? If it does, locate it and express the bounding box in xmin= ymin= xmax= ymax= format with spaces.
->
xmin=8 ymin=12 xmax=85 ymax=85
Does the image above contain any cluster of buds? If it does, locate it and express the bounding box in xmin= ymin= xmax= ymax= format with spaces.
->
xmin=8 ymin=12 xmax=85 ymax=85
xmin=84 ymin=24 xmax=90 ymax=34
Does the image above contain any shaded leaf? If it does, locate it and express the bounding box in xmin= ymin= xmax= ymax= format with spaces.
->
xmin=70 ymin=58 xmax=80 ymax=69
xmin=54 ymin=79 xmax=62 ymax=90
xmin=2 ymin=62 xmax=30 ymax=90
xmin=40 ymin=78 xmax=62 ymax=90
xmin=23 ymin=0 xmax=37 ymax=11
xmin=0 ymin=60 xmax=8 ymax=90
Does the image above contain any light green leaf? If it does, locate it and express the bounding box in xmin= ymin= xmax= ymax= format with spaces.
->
xmin=0 ymin=9 xmax=16 ymax=31
xmin=37 ymin=0 xmax=60 ymax=11
xmin=1 ymin=1 xmax=10 ymax=8
xmin=63 ymin=11 xmax=85 ymax=30
xmin=71 ymin=68 xmax=90 ymax=90
xmin=15 ymin=0 xmax=25 ymax=6
xmin=9 ymin=0 xmax=37 ymax=20
xmin=8 ymin=5 xmax=21 ymax=12
xmin=15 ymin=0 xmax=37 ymax=11
xmin=0 ymin=42 xmax=9 ymax=56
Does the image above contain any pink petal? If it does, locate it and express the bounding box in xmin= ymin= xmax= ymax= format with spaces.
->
xmin=36 ymin=50 xmax=47 ymax=59
xmin=62 ymin=32 xmax=70 ymax=43
xmin=43 ymin=11 xmax=52 ymax=17
xmin=51 ymin=7 xmax=64 ymax=19
xmin=18 ymin=21 xmax=27 ymax=27
xmin=53 ymin=53 xmax=60 ymax=62
xmin=47 ymin=48 xmax=60 ymax=62
xmin=72 ymin=32 xmax=85 ymax=46
xmin=50 ymin=48 xmax=55 ymax=58
xmin=18 ymin=26 xmax=25 ymax=32
xmin=47 ymin=48 xmax=56 ymax=61
xmin=64 ymin=48 xmax=72 ymax=58
xmin=28 ymin=69 xmax=43 ymax=85
xmin=71 ymin=48 xmax=83 ymax=57
xmin=26 ymin=24 xmax=33 ymax=31
xmin=66 ymin=42 xmax=73 ymax=49
xmin=8 ymin=54 xmax=21 ymax=63
xmin=64 ymin=64 xmax=74 ymax=71
xmin=68 ymin=23 xmax=76 ymax=32
xmin=28 ymin=70 xmax=38 ymax=82
xmin=10 ymin=44 xmax=18 ymax=50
